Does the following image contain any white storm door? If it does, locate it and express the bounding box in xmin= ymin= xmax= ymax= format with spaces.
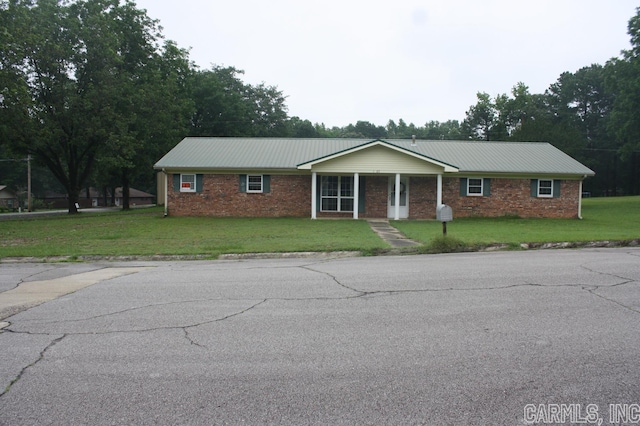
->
xmin=388 ymin=176 xmax=409 ymax=219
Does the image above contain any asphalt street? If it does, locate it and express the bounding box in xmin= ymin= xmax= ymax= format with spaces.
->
xmin=0 ymin=248 xmax=639 ymax=425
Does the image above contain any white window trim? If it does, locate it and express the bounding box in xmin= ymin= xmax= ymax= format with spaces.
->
xmin=321 ymin=176 xmax=354 ymax=212
xmin=467 ymin=178 xmax=483 ymax=196
xmin=538 ymin=179 xmax=553 ymax=198
xmin=180 ymin=174 xmax=196 ymax=193
xmin=247 ymin=175 xmax=264 ymax=193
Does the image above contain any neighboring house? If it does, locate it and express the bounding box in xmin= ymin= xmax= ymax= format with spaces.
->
xmin=113 ymin=187 xmax=155 ymax=207
xmin=0 ymin=185 xmax=18 ymax=210
xmin=43 ymin=187 xmax=155 ymax=209
xmin=154 ymin=138 xmax=595 ymax=219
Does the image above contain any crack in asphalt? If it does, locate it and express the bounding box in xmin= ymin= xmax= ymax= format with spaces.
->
xmin=2 ymin=253 xmax=638 ymax=399
xmin=578 ymin=260 xmax=640 ymax=314
xmin=299 ymin=265 xmax=365 ymax=295
xmin=1 ymin=266 xmax=63 ymax=292
xmin=585 ymin=287 xmax=640 ymax=314
xmin=300 ymin=262 xmax=640 ymax=317
xmin=0 ymin=334 xmax=66 ymax=399
xmin=181 ymin=299 xmax=267 ymax=348
xmin=4 ymin=299 xmax=268 ymax=344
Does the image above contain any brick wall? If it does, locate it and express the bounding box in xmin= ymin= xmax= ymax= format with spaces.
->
xmin=169 ymin=174 xmax=311 ymax=217
xmin=168 ymin=173 xmax=582 ymax=219
xmin=362 ymin=176 xmax=388 ymax=218
xmin=409 ymin=176 xmax=438 ymax=219
xmin=443 ymin=177 xmax=581 ymax=219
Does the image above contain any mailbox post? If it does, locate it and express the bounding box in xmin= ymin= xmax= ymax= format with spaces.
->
xmin=436 ymin=204 xmax=453 ymax=236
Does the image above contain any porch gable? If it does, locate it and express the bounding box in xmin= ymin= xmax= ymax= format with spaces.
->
xmin=297 ymin=140 xmax=459 ymax=174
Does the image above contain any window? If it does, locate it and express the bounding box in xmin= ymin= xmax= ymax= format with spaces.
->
xmin=321 ymin=176 xmax=354 ymax=212
xmin=467 ymin=178 xmax=483 ymax=196
xmin=538 ymin=179 xmax=553 ymax=197
xmin=180 ymin=174 xmax=196 ymax=192
xmin=247 ymin=175 xmax=263 ymax=192
xmin=239 ymin=175 xmax=270 ymax=193
xmin=460 ymin=178 xmax=490 ymax=196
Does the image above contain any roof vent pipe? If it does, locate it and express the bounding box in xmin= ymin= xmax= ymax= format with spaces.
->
xmin=411 ymin=135 xmax=417 ymax=146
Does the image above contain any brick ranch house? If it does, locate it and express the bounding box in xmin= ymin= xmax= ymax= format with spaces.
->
xmin=154 ymin=138 xmax=595 ymax=219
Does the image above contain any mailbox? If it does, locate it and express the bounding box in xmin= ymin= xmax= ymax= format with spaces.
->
xmin=436 ymin=204 xmax=453 ymax=222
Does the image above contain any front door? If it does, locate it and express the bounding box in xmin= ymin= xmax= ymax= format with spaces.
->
xmin=388 ymin=176 xmax=409 ymax=219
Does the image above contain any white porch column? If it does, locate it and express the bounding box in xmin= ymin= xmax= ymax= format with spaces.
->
xmin=311 ymin=172 xmax=317 ymax=219
xmin=353 ymin=172 xmax=359 ymax=219
xmin=394 ymin=173 xmax=401 ymax=220
xmin=437 ymin=173 xmax=443 ymax=208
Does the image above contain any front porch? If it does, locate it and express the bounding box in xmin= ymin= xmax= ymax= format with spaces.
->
xmin=311 ymin=173 xmax=446 ymax=220
xmin=297 ymin=140 xmax=458 ymax=220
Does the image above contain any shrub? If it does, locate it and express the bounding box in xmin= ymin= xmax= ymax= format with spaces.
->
xmin=424 ymin=235 xmax=468 ymax=254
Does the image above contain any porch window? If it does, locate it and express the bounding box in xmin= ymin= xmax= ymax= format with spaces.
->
xmin=321 ymin=176 xmax=354 ymax=212
xmin=180 ymin=174 xmax=196 ymax=192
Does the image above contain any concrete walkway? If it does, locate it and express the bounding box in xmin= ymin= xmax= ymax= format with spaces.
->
xmin=366 ymin=219 xmax=422 ymax=248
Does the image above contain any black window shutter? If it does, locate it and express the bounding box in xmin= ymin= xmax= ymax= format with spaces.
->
xmin=263 ymin=175 xmax=271 ymax=193
xmin=239 ymin=174 xmax=247 ymax=193
xmin=553 ymin=180 xmax=561 ymax=198
xmin=483 ymin=178 xmax=491 ymax=196
xmin=358 ymin=176 xmax=366 ymax=213
xmin=195 ymin=174 xmax=203 ymax=193
xmin=459 ymin=178 xmax=468 ymax=196
xmin=316 ymin=175 xmax=321 ymax=212
xmin=530 ymin=179 xmax=538 ymax=197
xmin=173 ymin=174 xmax=180 ymax=192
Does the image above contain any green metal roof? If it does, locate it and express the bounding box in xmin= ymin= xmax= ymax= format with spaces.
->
xmin=154 ymin=137 xmax=595 ymax=176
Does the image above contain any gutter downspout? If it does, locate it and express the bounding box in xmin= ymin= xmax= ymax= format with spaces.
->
xmin=578 ymin=176 xmax=585 ymax=220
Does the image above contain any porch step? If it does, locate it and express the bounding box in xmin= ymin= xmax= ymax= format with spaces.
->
xmin=366 ymin=219 xmax=422 ymax=248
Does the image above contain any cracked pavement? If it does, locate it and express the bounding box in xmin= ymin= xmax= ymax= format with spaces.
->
xmin=0 ymin=248 xmax=639 ymax=425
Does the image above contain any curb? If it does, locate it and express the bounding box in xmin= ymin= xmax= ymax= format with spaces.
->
xmin=0 ymin=240 xmax=638 ymax=264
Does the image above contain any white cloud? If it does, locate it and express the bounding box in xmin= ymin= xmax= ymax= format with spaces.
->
xmin=135 ymin=0 xmax=638 ymax=127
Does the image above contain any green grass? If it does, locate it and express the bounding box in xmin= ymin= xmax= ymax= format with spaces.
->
xmin=0 ymin=196 xmax=639 ymax=259
xmin=392 ymin=196 xmax=640 ymax=247
xmin=0 ymin=208 xmax=387 ymax=259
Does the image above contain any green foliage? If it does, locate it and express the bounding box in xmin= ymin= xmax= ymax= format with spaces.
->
xmin=0 ymin=211 xmax=387 ymax=258
xmin=189 ymin=66 xmax=288 ymax=137
xmin=1 ymin=197 xmax=639 ymax=259
xmin=422 ymin=235 xmax=468 ymax=254
xmin=393 ymin=196 xmax=640 ymax=246
xmin=462 ymin=92 xmax=505 ymax=141
xmin=0 ymin=0 xmax=193 ymax=213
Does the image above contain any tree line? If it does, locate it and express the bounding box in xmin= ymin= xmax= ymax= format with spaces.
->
xmin=1 ymin=0 xmax=639 ymax=213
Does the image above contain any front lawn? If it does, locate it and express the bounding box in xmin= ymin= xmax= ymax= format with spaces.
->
xmin=392 ymin=196 xmax=640 ymax=246
xmin=1 ymin=196 xmax=638 ymax=259
xmin=0 ymin=210 xmax=387 ymax=259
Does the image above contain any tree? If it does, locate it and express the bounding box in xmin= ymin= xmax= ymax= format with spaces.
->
xmin=97 ymin=38 xmax=194 ymax=210
xmin=190 ymin=66 xmax=289 ymax=137
xmin=605 ymin=7 xmax=640 ymax=195
xmin=0 ymin=0 xmax=190 ymax=213
xmin=287 ymin=117 xmax=320 ymax=137
xmin=462 ymin=92 xmax=503 ymax=140
xmin=422 ymin=120 xmax=463 ymax=140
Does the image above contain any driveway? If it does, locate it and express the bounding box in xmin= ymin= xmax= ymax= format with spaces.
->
xmin=0 ymin=248 xmax=639 ymax=425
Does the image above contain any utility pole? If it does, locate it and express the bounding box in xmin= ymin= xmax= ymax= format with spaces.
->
xmin=27 ymin=155 xmax=32 ymax=212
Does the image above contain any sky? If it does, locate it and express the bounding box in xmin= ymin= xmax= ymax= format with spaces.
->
xmin=133 ymin=0 xmax=638 ymax=128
